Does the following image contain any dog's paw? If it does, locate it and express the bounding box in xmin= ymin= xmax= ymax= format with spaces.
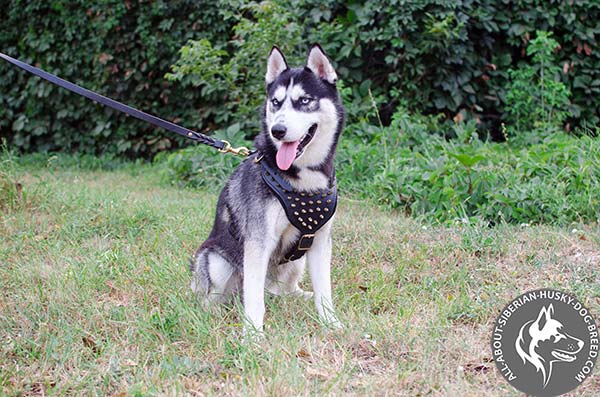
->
xmin=297 ymin=290 xmax=314 ymax=300
xmin=266 ymin=283 xmax=313 ymax=300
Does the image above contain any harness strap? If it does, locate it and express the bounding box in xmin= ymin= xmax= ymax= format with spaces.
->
xmin=259 ymin=158 xmax=337 ymax=263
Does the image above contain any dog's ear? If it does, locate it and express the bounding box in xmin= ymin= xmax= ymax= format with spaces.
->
xmin=306 ymin=44 xmax=337 ymax=84
xmin=535 ymin=305 xmax=552 ymax=331
xmin=266 ymin=46 xmax=288 ymax=85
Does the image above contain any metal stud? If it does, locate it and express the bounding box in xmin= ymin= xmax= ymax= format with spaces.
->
xmin=294 ymin=211 xmax=299 ymax=216
xmin=308 ymin=225 xmax=313 ymax=230
xmin=324 ymin=208 xmax=329 ymax=212
xmin=300 ymin=192 xmax=306 ymax=197
xmin=308 ymin=193 xmax=314 ymax=197
xmin=313 ymin=220 xmax=318 ymax=225
xmin=316 ymin=208 xmax=321 ymax=212
xmin=327 ymin=199 xmax=332 ymax=204
xmin=291 ymin=203 xmax=296 ymax=207
xmin=301 ymin=202 xmax=306 ymax=206
xmin=309 ymin=200 xmax=314 ymax=205
xmin=295 ymin=198 xmax=299 ymax=202
xmin=308 ymin=209 xmax=313 ymax=213
xmin=302 ymin=222 xmax=307 ymax=227
xmin=316 ymin=200 xmax=322 ymax=204
xmin=319 ymin=214 xmax=324 ymax=219
xmin=298 ymin=217 xmax=303 ymax=222
xmin=308 ymin=217 xmax=313 ymax=222
xmin=301 ymin=209 xmax=307 ymax=214
xmin=287 ymin=196 xmax=292 ymax=200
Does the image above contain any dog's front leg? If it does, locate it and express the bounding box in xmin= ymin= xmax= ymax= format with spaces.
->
xmin=307 ymin=223 xmax=342 ymax=329
xmin=242 ymin=239 xmax=271 ymax=334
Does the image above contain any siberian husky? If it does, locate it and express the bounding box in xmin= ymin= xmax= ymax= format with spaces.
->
xmin=190 ymin=45 xmax=345 ymax=333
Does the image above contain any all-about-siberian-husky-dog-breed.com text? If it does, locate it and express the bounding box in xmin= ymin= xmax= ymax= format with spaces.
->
xmin=190 ymin=44 xmax=345 ymax=334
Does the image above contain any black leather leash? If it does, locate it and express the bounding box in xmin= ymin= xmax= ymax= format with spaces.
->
xmin=0 ymin=52 xmax=250 ymax=156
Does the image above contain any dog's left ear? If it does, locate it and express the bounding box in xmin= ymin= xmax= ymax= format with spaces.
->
xmin=306 ymin=44 xmax=337 ymax=84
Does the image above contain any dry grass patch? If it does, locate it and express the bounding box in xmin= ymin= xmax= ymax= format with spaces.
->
xmin=0 ymin=161 xmax=598 ymax=396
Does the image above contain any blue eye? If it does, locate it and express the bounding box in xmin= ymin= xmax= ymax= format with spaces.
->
xmin=300 ymin=97 xmax=312 ymax=105
xmin=271 ymin=98 xmax=281 ymax=106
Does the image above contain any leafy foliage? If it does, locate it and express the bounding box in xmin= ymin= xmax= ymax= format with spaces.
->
xmin=505 ymin=31 xmax=571 ymax=133
xmin=158 ymin=108 xmax=600 ymax=225
xmin=336 ymin=110 xmax=600 ymax=225
xmin=1 ymin=0 xmax=599 ymax=155
xmin=0 ymin=0 xmax=231 ymax=156
xmin=165 ymin=0 xmax=305 ymax=136
xmin=306 ymin=0 xmax=600 ymax=131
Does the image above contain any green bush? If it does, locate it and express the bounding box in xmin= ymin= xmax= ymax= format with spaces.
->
xmin=0 ymin=0 xmax=231 ymax=156
xmin=157 ymin=108 xmax=600 ymax=225
xmin=154 ymin=123 xmax=251 ymax=189
xmin=304 ymin=0 xmax=600 ymax=130
xmin=165 ymin=0 xmax=306 ymax=136
xmin=505 ymin=31 xmax=571 ymax=134
xmin=1 ymin=0 xmax=599 ymax=155
xmin=336 ymin=110 xmax=600 ymax=225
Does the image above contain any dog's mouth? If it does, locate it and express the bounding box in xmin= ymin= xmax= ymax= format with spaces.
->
xmin=275 ymin=123 xmax=317 ymax=171
xmin=552 ymin=350 xmax=577 ymax=362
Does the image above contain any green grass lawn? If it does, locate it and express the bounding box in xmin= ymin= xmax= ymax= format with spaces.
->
xmin=1 ymin=157 xmax=599 ymax=396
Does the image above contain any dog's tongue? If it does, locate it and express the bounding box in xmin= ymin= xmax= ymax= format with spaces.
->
xmin=276 ymin=141 xmax=300 ymax=170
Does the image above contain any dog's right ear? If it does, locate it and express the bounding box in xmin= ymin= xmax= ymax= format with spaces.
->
xmin=266 ymin=46 xmax=288 ymax=85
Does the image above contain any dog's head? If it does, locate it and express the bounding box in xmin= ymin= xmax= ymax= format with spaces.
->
xmin=258 ymin=45 xmax=344 ymax=172
xmin=516 ymin=304 xmax=584 ymax=387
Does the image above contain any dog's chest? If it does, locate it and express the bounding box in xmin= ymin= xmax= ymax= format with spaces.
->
xmin=259 ymin=160 xmax=337 ymax=263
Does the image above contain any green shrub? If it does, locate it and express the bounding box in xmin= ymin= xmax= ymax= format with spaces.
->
xmin=158 ymin=106 xmax=600 ymax=225
xmin=154 ymin=124 xmax=250 ymax=189
xmin=505 ymin=31 xmax=571 ymax=134
xmin=1 ymin=0 xmax=599 ymax=156
xmin=165 ymin=0 xmax=305 ymax=137
xmin=306 ymin=0 xmax=600 ymax=130
xmin=0 ymin=0 xmax=231 ymax=156
xmin=336 ymin=110 xmax=600 ymax=225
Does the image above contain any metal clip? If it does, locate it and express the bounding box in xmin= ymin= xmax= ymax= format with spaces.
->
xmin=218 ymin=140 xmax=251 ymax=157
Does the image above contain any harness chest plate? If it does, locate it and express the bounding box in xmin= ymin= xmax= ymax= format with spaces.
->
xmin=259 ymin=160 xmax=337 ymax=263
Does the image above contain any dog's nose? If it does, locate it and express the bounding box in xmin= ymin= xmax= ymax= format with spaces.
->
xmin=271 ymin=124 xmax=287 ymax=140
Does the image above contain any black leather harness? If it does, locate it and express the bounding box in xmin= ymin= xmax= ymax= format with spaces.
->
xmin=258 ymin=158 xmax=337 ymax=263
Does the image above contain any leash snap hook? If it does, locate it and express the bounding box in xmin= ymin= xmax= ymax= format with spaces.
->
xmin=218 ymin=140 xmax=251 ymax=157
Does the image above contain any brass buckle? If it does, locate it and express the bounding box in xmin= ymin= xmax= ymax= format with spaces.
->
xmin=297 ymin=234 xmax=315 ymax=251
xmin=218 ymin=140 xmax=251 ymax=157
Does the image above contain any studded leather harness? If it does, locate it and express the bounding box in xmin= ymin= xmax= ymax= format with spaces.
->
xmin=258 ymin=157 xmax=337 ymax=263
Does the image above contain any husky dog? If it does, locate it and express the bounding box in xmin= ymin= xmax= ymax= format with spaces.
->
xmin=190 ymin=45 xmax=344 ymax=333
xmin=515 ymin=304 xmax=584 ymax=387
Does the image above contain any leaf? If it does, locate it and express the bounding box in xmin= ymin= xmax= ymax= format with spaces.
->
xmin=449 ymin=152 xmax=486 ymax=167
xmin=12 ymin=116 xmax=26 ymax=131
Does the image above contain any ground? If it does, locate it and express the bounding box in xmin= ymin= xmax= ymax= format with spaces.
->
xmin=1 ymin=161 xmax=599 ymax=396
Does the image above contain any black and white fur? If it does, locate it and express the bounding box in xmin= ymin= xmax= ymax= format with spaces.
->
xmin=190 ymin=45 xmax=344 ymax=333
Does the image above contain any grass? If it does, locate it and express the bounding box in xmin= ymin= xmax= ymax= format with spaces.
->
xmin=1 ymin=154 xmax=599 ymax=396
